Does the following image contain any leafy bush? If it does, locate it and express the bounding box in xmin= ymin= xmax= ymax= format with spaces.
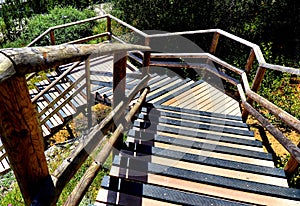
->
xmin=2 ymin=6 xmax=96 ymax=48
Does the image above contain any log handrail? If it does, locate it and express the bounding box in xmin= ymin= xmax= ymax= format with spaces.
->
xmin=39 ymin=83 xmax=86 ymax=125
xmin=31 ymin=60 xmax=82 ymax=103
xmin=63 ymin=87 xmax=150 ymax=206
xmin=47 ymin=75 xmax=151 ymax=204
xmin=37 ymin=74 xmax=86 ymax=118
xmin=27 ymin=15 xmax=110 ymax=47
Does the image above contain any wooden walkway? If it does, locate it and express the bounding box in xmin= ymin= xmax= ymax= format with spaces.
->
xmin=95 ymin=104 xmax=300 ymax=205
xmin=1 ymin=53 xmax=299 ymax=205
xmin=94 ymin=71 xmax=300 ymax=205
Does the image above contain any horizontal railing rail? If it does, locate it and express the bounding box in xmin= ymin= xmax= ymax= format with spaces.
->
xmin=47 ymin=75 xmax=151 ymax=205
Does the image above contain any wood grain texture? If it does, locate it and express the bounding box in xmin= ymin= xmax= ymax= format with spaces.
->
xmin=0 ymin=76 xmax=51 ymax=205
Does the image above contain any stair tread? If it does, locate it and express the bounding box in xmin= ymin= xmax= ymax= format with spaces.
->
xmin=113 ymin=156 xmax=299 ymax=201
xmin=147 ymin=78 xmax=193 ymax=102
xmin=135 ymin=116 xmax=254 ymax=137
xmin=152 ymin=80 xmax=201 ymax=105
xmin=139 ymin=108 xmax=248 ymax=128
xmin=122 ymin=143 xmax=285 ymax=178
xmin=109 ymin=157 xmax=299 ymax=205
xmin=128 ymin=126 xmax=261 ymax=147
xmin=150 ymin=104 xmax=243 ymax=121
xmin=101 ymin=175 xmax=250 ymax=206
xmin=96 ymin=188 xmax=179 ymax=206
xmin=127 ymin=132 xmax=271 ymax=160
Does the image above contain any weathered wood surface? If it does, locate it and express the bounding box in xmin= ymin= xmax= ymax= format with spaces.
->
xmin=63 ymin=88 xmax=149 ymax=206
xmin=285 ymin=142 xmax=300 ymax=176
xmin=0 ymin=43 xmax=150 ymax=83
xmin=46 ymin=75 xmax=150 ymax=204
xmin=209 ymin=32 xmax=220 ymax=54
xmin=0 ymin=76 xmax=51 ymax=205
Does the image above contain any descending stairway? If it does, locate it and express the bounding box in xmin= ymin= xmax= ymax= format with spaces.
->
xmin=95 ymin=101 xmax=300 ymax=204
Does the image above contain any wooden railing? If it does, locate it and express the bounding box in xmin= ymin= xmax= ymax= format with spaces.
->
xmin=0 ymin=43 xmax=150 ymax=205
xmin=144 ymin=52 xmax=300 ymax=176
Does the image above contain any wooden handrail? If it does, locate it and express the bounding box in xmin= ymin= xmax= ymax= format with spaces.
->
xmin=32 ymin=61 xmax=82 ymax=103
xmin=39 ymin=83 xmax=86 ymax=125
xmin=37 ymin=74 xmax=86 ymax=118
xmin=0 ymin=43 xmax=150 ymax=83
xmin=63 ymin=87 xmax=150 ymax=206
xmin=47 ymin=75 xmax=150 ymax=204
xmin=27 ymin=15 xmax=109 ymax=47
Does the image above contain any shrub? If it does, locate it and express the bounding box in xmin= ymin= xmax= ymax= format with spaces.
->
xmin=2 ymin=6 xmax=96 ymax=48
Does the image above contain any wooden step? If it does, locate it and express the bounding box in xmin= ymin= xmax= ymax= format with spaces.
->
xmin=95 ymin=188 xmax=180 ymax=206
xmin=108 ymin=156 xmax=300 ymax=205
xmin=127 ymin=132 xmax=271 ymax=160
xmin=113 ymin=156 xmax=299 ymax=201
xmin=100 ymin=175 xmax=250 ymax=206
xmin=146 ymin=78 xmax=193 ymax=103
xmin=135 ymin=115 xmax=254 ymax=137
xmin=128 ymin=128 xmax=261 ymax=148
xmin=122 ymin=142 xmax=285 ymax=178
xmin=145 ymin=104 xmax=243 ymax=121
xmin=152 ymin=80 xmax=202 ymax=105
xmin=138 ymin=107 xmax=248 ymax=128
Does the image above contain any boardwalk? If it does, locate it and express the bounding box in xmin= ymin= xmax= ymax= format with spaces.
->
xmin=1 ymin=54 xmax=299 ymax=205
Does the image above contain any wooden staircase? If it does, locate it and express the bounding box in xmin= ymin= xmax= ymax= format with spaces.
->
xmin=95 ymin=92 xmax=300 ymax=205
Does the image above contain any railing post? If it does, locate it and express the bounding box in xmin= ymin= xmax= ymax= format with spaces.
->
xmin=242 ymin=66 xmax=267 ymax=121
xmin=210 ymin=32 xmax=220 ymax=54
xmin=107 ymin=16 xmax=112 ymax=41
xmin=285 ymin=142 xmax=300 ymax=176
xmin=0 ymin=76 xmax=52 ymax=205
xmin=85 ymin=56 xmax=92 ymax=129
xmin=142 ymin=37 xmax=151 ymax=75
xmin=113 ymin=52 xmax=127 ymax=108
xmin=50 ymin=29 xmax=56 ymax=45
xmin=245 ymin=49 xmax=256 ymax=76
xmin=113 ymin=51 xmax=127 ymax=154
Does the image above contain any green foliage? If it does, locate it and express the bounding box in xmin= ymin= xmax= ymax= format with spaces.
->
xmin=0 ymin=1 xmax=95 ymax=45
xmin=111 ymin=0 xmax=300 ymax=63
xmin=2 ymin=6 xmax=96 ymax=47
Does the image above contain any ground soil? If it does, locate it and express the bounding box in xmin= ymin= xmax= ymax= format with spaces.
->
xmin=247 ymin=116 xmax=299 ymax=157
xmin=50 ymin=103 xmax=111 ymax=145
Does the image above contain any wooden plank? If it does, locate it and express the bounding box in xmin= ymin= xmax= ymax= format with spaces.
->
xmin=123 ymin=143 xmax=285 ymax=178
xmin=168 ymin=82 xmax=214 ymax=108
xmin=146 ymin=78 xmax=184 ymax=101
xmin=101 ymin=176 xmax=248 ymax=206
xmin=127 ymin=135 xmax=272 ymax=167
xmin=130 ymin=126 xmax=261 ymax=152
xmin=154 ymin=131 xmax=263 ymax=153
xmin=137 ymin=116 xmax=254 ymax=137
xmin=149 ymin=123 xmax=255 ymax=140
xmin=129 ymin=131 xmax=271 ymax=160
xmin=164 ymin=82 xmax=207 ymax=106
xmin=148 ymin=76 xmax=179 ymax=93
xmin=113 ymin=156 xmax=300 ymax=201
xmin=151 ymin=80 xmax=195 ymax=104
xmin=151 ymin=104 xmax=243 ymax=121
xmin=95 ymin=188 xmax=180 ymax=206
xmin=110 ymin=165 xmax=299 ymax=206
xmin=138 ymin=110 xmax=248 ymax=128
xmin=130 ymin=123 xmax=258 ymax=146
